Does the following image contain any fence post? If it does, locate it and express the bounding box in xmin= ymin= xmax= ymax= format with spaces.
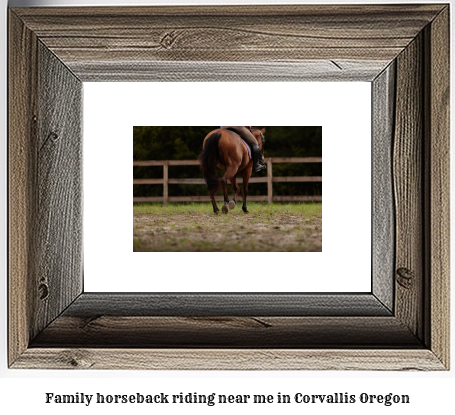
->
xmin=163 ymin=161 xmax=169 ymax=205
xmin=267 ymin=158 xmax=273 ymax=204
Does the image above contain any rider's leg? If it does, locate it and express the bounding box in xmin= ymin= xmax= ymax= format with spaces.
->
xmin=239 ymin=128 xmax=266 ymax=172
xmin=223 ymin=127 xmax=266 ymax=172
xmin=250 ymin=143 xmax=266 ymax=172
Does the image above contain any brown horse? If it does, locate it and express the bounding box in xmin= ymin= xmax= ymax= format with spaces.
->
xmin=198 ymin=127 xmax=265 ymax=214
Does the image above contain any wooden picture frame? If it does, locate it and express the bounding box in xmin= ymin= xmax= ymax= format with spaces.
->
xmin=9 ymin=4 xmax=449 ymax=370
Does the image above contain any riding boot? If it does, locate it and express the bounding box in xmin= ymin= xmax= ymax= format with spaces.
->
xmin=251 ymin=144 xmax=266 ymax=172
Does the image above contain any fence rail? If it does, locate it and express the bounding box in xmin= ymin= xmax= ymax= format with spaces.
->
xmin=133 ymin=157 xmax=322 ymax=204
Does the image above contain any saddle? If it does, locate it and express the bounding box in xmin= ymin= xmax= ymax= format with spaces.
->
xmin=221 ymin=127 xmax=252 ymax=159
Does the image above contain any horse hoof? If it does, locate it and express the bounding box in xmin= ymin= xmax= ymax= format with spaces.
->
xmin=222 ymin=205 xmax=229 ymax=214
xmin=229 ymin=200 xmax=236 ymax=210
xmin=242 ymin=208 xmax=249 ymax=214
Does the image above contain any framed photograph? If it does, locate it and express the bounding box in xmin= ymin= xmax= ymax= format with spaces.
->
xmin=9 ymin=4 xmax=449 ymax=370
xmin=130 ymin=125 xmax=323 ymax=253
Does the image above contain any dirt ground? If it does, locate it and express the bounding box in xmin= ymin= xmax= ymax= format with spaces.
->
xmin=133 ymin=203 xmax=322 ymax=252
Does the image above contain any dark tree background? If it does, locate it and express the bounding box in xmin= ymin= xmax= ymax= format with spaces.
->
xmin=133 ymin=126 xmax=322 ymax=198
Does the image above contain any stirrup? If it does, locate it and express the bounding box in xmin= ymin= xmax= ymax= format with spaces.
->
xmin=254 ymin=162 xmax=266 ymax=172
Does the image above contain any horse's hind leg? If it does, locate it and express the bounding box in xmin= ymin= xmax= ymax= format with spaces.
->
xmin=202 ymin=170 xmax=220 ymax=214
xmin=241 ymin=166 xmax=253 ymax=214
xmin=220 ymin=178 xmax=230 ymax=214
xmin=229 ymin=176 xmax=240 ymax=210
xmin=221 ymin=166 xmax=238 ymax=214
xmin=241 ymin=184 xmax=249 ymax=213
xmin=210 ymin=190 xmax=220 ymax=214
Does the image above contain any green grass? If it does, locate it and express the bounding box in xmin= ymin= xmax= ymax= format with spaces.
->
xmin=133 ymin=202 xmax=322 ymax=216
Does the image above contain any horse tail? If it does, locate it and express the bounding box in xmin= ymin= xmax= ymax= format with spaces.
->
xmin=198 ymin=132 xmax=222 ymax=194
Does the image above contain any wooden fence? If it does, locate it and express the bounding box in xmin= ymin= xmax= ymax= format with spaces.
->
xmin=133 ymin=157 xmax=322 ymax=204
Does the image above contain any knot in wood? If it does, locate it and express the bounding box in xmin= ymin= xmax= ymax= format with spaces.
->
xmin=48 ymin=131 xmax=59 ymax=142
xmin=396 ymin=267 xmax=414 ymax=289
xmin=60 ymin=350 xmax=94 ymax=369
xmin=160 ymin=31 xmax=180 ymax=49
xmin=38 ymin=282 xmax=49 ymax=300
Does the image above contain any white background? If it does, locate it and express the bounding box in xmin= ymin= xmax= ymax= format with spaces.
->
xmin=84 ymin=82 xmax=371 ymax=293
xmin=1 ymin=1 xmax=454 ymax=415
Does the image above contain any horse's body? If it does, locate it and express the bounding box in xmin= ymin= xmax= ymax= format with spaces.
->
xmin=198 ymin=127 xmax=265 ymax=214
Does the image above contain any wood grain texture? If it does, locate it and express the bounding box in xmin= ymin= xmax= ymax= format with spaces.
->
xmin=55 ymin=293 xmax=392 ymax=317
xmin=32 ymin=316 xmax=419 ymax=349
xmin=13 ymin=349 xmax=445 ymax=371
xmin=8 ymin=15 xmax=84 ymax=366
xmin=30 ymin=43 xmax=84 ymax=340
xmin=425 ymin=6 xmax=450 ymax=369
xmin=372 ymin=63 xmax=395 ymax=312
xmin=393 ymin=34 xmax=424 ymax=341
xmin=69 ymin=61 xmax=387 ymax=82
xmin=11 ymin=5 xmax=445 ymax=82
xmin=8 ymin=10 xmax=38 ymax=366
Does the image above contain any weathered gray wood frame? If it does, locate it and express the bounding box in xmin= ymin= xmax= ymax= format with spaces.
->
xmin=8 ymin=5 xmax=449 ymax=370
